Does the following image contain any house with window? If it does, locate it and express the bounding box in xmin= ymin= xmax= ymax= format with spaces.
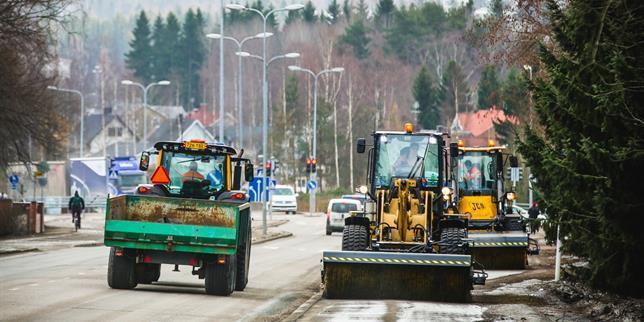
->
xmin=72 ymin=113 xmax=137 ymax=157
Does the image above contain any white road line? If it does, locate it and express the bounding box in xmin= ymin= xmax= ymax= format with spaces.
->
xmin=262 ymin=246 xmax=279 ymax=250
xmin=48 ymin=280 xmax=56 ymax=283
xmin=29 ymin=283 xmax=39 ymax=287
xmin=78 ymin=272 xmax=85 ymax=275
xmin=9 ymin=288 xmax=19 ymax=291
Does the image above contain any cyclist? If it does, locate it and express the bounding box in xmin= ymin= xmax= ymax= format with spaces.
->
xmin=68 ymin=191 xmax=85 ymax=229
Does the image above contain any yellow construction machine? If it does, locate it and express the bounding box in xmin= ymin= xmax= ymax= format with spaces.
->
xmin=447 ymin=140 xmax=539 ymax=269
xmin=321 ymin=124 xmax=486 ymax=302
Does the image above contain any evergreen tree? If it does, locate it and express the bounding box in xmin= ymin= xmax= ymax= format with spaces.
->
xmin=413 ymin=66 xmax=440 ymax=130
xmin=343 ymin=0 xmax=351 ymax=22
xmin=163 ymin=13 xmax=182 ymax=78
xmin=341 ymin=19 xmax=370 ymax=59
xmin=477 ymin=65 xmax=501 ymax=110
xmin=375 ymin=0 xmax=395 ymax=29
xmin=179 ymin=9 xmax=206 ymax=108
xmin=285 ymin=9 xmax=302 ymax=25
xmin=327 ymin=0 xmax=340 ymax=23
xmin=501 ymin=68 xmax=528 ymax=116
xmin=150 ymin=16 xmax=166 ymax=80
xmin=518 ymin=0 xmax=644 ymax=297
xmin=441 ymin=60 xmax=469 ymax=125
xmin=302 ymin=1 xmax=317 ymax=23
xmin=125 ymin=11 xmax=152 ymax=83
xmin=355 ymin=0 xmax=369 ymax=21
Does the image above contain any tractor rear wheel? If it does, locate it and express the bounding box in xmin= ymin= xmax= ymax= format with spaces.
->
xmin=107 ymin=248 xmax=137 ymax=289
xmin=342 ymin=224 xmax=369 ymax=251
xmin=205 ymin=255 xmax=236 ymax=296
xmin=235 ymin=227 xmax=251 ymax=291
xmin=135 ymin=263 xmax=161 ymax=284
xmin=440 ymin=227 xmax=466 ymax=254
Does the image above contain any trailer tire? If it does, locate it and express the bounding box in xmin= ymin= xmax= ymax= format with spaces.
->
xmin=107 ymin=248 xmax=137 ymax=289
xmin=342 ymin=224 xmax=369 ymax=251
xmin=235 ymin=228 xmax=251 ymax=291
xmin=440 ymin=227 xmax=466 ymax=254
xmin=205 ymin=255 xmax=236 ymax=296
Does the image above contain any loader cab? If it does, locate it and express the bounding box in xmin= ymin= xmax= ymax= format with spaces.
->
xmin=139 ymin=140 xmax=254 ymax=200
xmin=451 ymin=140 xmax=505 ymax=225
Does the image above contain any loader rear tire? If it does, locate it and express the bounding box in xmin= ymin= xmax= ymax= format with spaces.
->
xmin=440 ymin=227 xmax=466 ymax=254
xmin=107 ymin=248 xmax=137 ymax=289
xmin=342 ymin=224 xmax=369 ymax=251
xmin=504 ymin=218 xmax=524 ymax=231
xmin=205 ymin=255 xmax=236 ymax=296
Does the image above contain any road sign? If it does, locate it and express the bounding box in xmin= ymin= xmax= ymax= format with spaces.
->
xmin=9 ymin=174 xmax=18 ymax=190
xmin=307 ymin=180 xmax=317 ymax=191
xmin=510 ymin=167 xmax=520 ymax=182
xmin=109 ymin=169 xmax=119 ymax=179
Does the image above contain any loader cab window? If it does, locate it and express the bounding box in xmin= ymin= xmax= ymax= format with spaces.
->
xmin=161 ymin=151 xmax=227 ymax=194
xmin=374 ymin=134 xmax=440 ymax=188
xmin=457 ymin=152 xmax=497 ymax=193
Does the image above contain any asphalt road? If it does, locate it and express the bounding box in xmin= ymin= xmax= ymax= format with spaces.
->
xmin=0 ymin=212 xmax=338 ymax=321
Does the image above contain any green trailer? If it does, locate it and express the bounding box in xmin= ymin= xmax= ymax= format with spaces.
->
xmin=104 ymin=140 xmax=255 ymax=296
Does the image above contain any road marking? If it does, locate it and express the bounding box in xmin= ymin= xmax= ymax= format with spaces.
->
xmin=9 ymin=288 xmax=19 ymax=291
xmin=78 ymin=272 xmax=85 ymax=275
xmin=29 ymin=283 xmax=39 ymax=287
xmin=47 ymin=280 xmax=56 ymax=283
xmin=262 ymin=246 xmax=279 ymax=250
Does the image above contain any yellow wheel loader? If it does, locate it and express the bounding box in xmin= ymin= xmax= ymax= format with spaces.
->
xmin=447 ymin=140 xmax=539 ymax=270
xmin=321 ymin=125 xmax=486 ymax=302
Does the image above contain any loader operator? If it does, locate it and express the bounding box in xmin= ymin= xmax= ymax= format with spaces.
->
xmin=463 ymin=160 xmax=482 ymax=189
xmin=182 ymin=161 xmax=205 ymax=183
xmin=393 ymin=143 xmax=419 ymax=175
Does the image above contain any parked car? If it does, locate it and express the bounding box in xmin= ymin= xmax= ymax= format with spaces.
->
xmin=271 ymin=185 xmax=298 ymax=214
xmin=326 ymin=198 xmax=362 ymax=235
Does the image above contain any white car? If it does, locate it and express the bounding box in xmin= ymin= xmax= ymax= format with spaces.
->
xmin=512 ymin=205 xmax=547 ymax=220
xmin=326 ymin=198 xmax=362 ymax=235
xmin=270 ymin=185 xmax=298 ymax=214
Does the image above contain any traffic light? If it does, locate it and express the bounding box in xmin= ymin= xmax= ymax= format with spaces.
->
xmin=306 ymin=158 xmax=312 ymax=173
xmin=266 ymin=161 xmax=272 ymax=176
xmin=311 ymin=158 xmax=317 ymax=173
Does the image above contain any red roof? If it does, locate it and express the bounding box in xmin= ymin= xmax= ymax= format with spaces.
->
xmin=186 ymin=104 xmax=215 ymax=126
xmin=458 ymin=106 xmax=518 ymax=137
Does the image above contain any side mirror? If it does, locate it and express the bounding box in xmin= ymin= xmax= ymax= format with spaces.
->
xmin=357 ymin=138 xmax=366 ymax=154
xmin=244 ymin=164 xmax=254 ymax=182
xmin=139 ymin=152 xmax=150 ymax=171
xmin=449 ymin=143 xmax=459 ymax=158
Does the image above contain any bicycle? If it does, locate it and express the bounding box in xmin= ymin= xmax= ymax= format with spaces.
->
xmin=73 ymin=212 xmax=81 ymax=231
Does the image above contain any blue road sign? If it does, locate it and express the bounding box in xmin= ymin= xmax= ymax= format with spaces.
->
xmin=9 ymin=175 xmax=18 ymax=190
xmin=307 ymin=180 xmax=317 ymax=191
xmin=249 ymin=177 xmax=277 ymax=202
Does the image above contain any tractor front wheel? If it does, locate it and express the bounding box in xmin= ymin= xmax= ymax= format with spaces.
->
xmin=341 ymin=224 xmax=369 ymax=251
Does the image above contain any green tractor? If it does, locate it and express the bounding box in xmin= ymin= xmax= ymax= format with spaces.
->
xmin=104 ymin=140 xmax=254 ymax=295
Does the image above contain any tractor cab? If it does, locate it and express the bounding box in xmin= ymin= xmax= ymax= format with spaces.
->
xmin=138 ymin=140 xmax=254 ymax=200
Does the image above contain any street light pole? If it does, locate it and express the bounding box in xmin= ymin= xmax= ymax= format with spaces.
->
xmin=288 ymin=66 xmax=344 ymax=216
xmin=47 ymin=86 xmax=85 ymax=158
xmin=227 ymin=3 xmax=303 ymax=235
xmin=237 ymin=50 xmax=300 ymax=233
xmin=219 ymin=0 xmax=225 ymax=143
xmin=206 ymin=33 xmax=267 ymax=146
xmin=121 ymin=80 xmax=171 ymax=151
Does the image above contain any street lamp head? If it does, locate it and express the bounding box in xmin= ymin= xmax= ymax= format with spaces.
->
xmin=47 ymin=85 xmax=57 ymax=90
xmin=206 ymin=33 xmax=222 ymax=39
xmin=236 ymin=51 xmax=251 ymax=57
xmin=121 ymin=80 xmax=133 ymax=85
xmin=331 ymin=67 xmax=345 ymax=73
xmin=157 ymin=80 xmax=171 ymax=85
xmin=226 ymin=3 xmax=246 ymax=10
xmin=284 ymin=4 xmax=305 ymax=10
xmin=284 ymin=52 xmax=300 ymax=58
xmin=288 ymin=65 xmax=302 ymax=71
xmin=523 ymin=64 xmax=532 ymax=71
xmin=255 ymin=32 xmax=274 ymax=39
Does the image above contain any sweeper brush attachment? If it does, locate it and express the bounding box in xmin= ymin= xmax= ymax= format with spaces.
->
xmin=322 ymin=251 xmax=478 ymax=302
xmin=468 ymin=232 xmax=530 ymax=269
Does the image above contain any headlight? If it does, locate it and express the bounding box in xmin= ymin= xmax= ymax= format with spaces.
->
xmin=441 ymin=187 xmax=452 ymax=196
xmin=358 ymin=185 xmax=369 ymax=194
xmin=507 ymin=192 xmax=516 ymax=201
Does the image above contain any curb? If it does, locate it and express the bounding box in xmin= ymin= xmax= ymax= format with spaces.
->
xmin=0 ymin=248 xmax=40 ymax=256
xmin=252 ymin=232 xmax=293 ymax=245
xmin=74 ymin=241 xmax=104 ymax=247
xmin=284 ymin=291 xmax=322 ymax=322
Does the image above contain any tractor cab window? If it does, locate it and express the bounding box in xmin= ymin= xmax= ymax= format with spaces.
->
xmin=457 ymin=152 xmax=497 ymax=193
xmin=374 ymin=134 xmax=440 ymax=188
xmin=161 ymin=151 xmax=226 ymax=194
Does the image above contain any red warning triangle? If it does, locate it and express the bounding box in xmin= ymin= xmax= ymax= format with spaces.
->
xmin=151 ymin=166 xmax=171 ymax=185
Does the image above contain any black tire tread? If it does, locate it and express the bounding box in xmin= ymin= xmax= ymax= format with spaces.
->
xmin=107 ymin=248 xmax=137 ymax=289
xmin=341 ymin=224 xmax=369 ymax=251
xmin=234 ymin=227 xmax=251 ymax=291
xmin=205 ymin=256 xmax=236 ymax=296
xmin=440 ymin=227 xmax=466 ymax=254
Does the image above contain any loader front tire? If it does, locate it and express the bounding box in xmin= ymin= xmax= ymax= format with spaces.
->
xmin=342 ymin=224 xmax=369 ymax=251
xmin=205 ymin=255 xmax=236 ymax=296
xmin=504 ymin=218 xmax=524 ymax=231
xmin=440 ymin=227 xmax=466 ymax=254
xmin=107 ymin=248 xmax=137 ymax=289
